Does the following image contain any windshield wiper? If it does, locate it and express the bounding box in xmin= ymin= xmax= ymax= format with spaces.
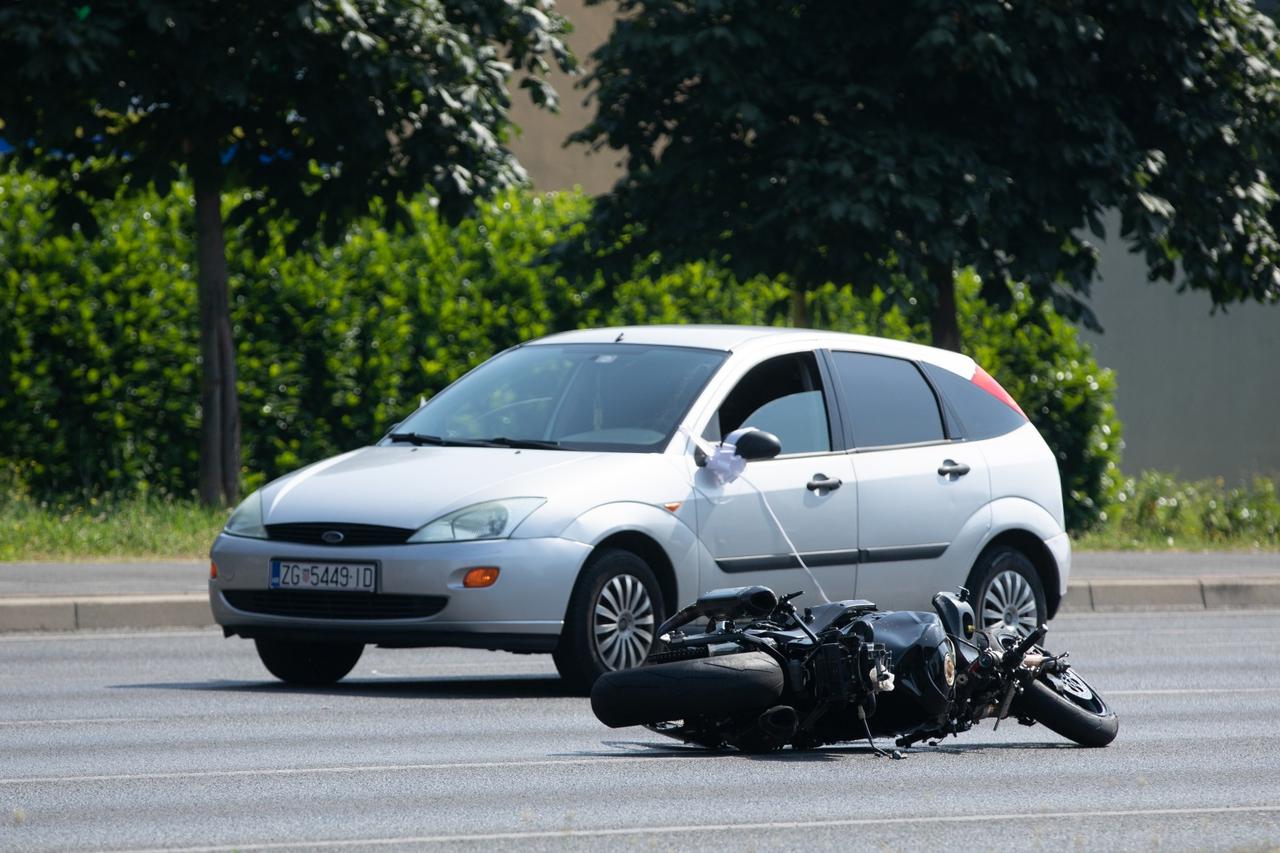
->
xmin=387 ymin=432 xmax=491 ymax=447
xmin=482 ymin=436 xmax=563 ymax=450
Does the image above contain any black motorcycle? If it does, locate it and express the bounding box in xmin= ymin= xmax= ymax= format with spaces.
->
xmin=591 ymin=585 xmax=1118 ymax=754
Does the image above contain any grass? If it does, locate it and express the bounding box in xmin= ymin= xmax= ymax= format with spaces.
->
xmin=1071 ymin=529 xmax=1280 ymax=552
xmin=1075 ymin=472 xmax=1280 ymax=552
xmin=0 ymin=497 xmax=227 ymax=561
xmin=2 ymin=470 xmax=1279 ymax=561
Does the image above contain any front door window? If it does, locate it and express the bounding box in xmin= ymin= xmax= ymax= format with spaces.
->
xmin=704 ymin=352 xmax=831 ymax=455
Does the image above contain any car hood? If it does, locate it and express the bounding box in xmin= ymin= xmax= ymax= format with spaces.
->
xmin=259 ymin=445 xmax=686 ymax=531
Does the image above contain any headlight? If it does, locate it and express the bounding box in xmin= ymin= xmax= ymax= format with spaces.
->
xmin=407 ymin=498 xmax=545 ymax=544
xmin=941 ymin=638 xmax=956 ymax=687
xmin=224 ymin=489 xmax=267 ymax=539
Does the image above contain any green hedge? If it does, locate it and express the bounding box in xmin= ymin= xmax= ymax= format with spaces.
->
xmin=1 ymin=173 xmax=598 ymax=497
xmin=1092 ymin=471 xmax=1280 ymax=548
xmin=0 ymin=169 xmax=1120 ymax=530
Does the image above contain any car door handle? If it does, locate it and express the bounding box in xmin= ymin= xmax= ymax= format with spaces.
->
xmin=807 ymin=474 xmax=842 ymax=492
xmin=938 ymin=459 xmax=971 ymax=478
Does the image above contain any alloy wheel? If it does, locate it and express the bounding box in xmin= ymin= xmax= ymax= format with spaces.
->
xmin=1047 ymin=667 xmax=1096 ymax=703
xmin=593 ymin=573 xmax=655 ymax=671
xmin=982 ymin=569 xmax=1039 ymax=636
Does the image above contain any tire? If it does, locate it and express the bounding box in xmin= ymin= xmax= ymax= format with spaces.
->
xmin=254 ymin=638 xmax=363 ymax=685
xmin=553 ymin=548 xmax=666 ymax=692
xmin=967 ymin=546 xmax=1047 ymax=637
xmin=1013 ymin=667 xmax=1119 ymax=748
xmin=590 ymin=651 xmax=785 ymax=728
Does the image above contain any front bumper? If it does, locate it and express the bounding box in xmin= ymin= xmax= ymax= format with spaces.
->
xmin=209 ymin=532 xmax=593 ymax=650
xmin=1044 ymin=530 xmax=1072 ymax=598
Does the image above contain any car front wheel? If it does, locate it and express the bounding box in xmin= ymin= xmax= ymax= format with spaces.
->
xmin=553 ymin=548 xmax=665 ymax=693
xmin=966 ymin=545 xmax=1047 ymax=637
xmin=254 ymin=638 xmax=363 ymax=685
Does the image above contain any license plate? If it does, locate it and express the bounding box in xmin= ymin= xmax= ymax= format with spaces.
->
xmin=269 ymin=560 xmax=377 ymax=592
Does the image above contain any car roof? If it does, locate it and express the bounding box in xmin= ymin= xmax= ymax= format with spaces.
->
xmin=532 ymin=325 xmax=976 ymax=377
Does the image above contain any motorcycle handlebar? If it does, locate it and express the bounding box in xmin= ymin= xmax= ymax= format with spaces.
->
xmin=1001 ymin=624 xmax=1047 ymax=669
xmin=657 ymin=603 xmax=704 ymax=638
xmin=657 ymin=586 xmax=780 ymax=637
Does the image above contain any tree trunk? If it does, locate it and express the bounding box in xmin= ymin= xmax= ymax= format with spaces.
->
xmin=789 ymin=289 xmax=810 ymax=328
xmin=927 ymin=260 xmax=961 ymax=352
xmin=193 ymin=161 xmax=241 ymax=507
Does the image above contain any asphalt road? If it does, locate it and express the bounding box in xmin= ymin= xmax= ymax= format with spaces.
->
xmin=2 ymin=611 xmax=1278 ymax=852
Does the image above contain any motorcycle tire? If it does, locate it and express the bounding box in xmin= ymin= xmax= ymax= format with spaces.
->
xmin=1013 ymin=667 xmax=1119 ymax=748
xmin=590 ymin=651 xmax=784 ymax=729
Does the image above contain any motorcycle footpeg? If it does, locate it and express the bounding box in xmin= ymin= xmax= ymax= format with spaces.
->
xmin=757 ymin=705 xmax=799 ymax=742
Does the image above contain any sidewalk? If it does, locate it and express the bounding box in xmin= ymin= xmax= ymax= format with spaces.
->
xmin=1064 ymin=551 xmax=1280 ymax=613
xmin=1 ymin=552 xmax=1278 ymax=632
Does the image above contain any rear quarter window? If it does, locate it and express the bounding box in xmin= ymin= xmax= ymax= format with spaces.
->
xmin=921 ymin=362 xmax=1027 ymax=440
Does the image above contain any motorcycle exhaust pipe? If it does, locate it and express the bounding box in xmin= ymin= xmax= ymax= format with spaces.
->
xmin=756 ymin=705 xmax=799 ymax=741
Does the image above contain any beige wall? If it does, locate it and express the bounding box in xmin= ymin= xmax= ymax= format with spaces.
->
xmin=1082 ymin=219 xmax=1280 ymax=482
xmin=507 ymin=0 xmax=622 ymax=195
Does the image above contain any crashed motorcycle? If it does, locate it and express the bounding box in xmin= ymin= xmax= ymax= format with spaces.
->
xmin=591 ymin=585 xmax=1118 ymax=754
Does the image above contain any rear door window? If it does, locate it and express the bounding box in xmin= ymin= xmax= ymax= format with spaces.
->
xmin=829 ymin=351 xmax=945 ymax=448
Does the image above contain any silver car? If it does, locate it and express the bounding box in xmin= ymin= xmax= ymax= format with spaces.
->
xmin=211 ymin=326 xmax=1070 ymax=688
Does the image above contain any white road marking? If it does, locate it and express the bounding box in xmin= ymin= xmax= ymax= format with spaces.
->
xmin=0 ymin=685 xmax=1271 ymax=731
xmin=112 ymin=804 xmax=1280 ymax=852
xmin=0 ymin=629 xmax=215 ymax=643
xmin=0 ymin=717 xmax=156 ymax=727
xmin=1109 ymin=687 xmax=1280 ymax=696
xmin=0 ymin=753 xmax=720 ymax=787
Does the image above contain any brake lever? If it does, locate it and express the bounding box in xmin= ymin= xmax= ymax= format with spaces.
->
xmin=992 ymin=679 xmax=1019 ymax=731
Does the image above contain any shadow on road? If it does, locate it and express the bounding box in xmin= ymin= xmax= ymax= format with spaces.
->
xmin=563 ymin=738 xmax=1082 ymax=762
xmin=109 ymin=673 xmax=574 ymax=700
xmin=907 ymin=740 xmax=1081 ymax=755
xmin=550 ymin=739 xmax=847 ymax=763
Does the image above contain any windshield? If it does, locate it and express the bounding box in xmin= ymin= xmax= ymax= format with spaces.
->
xmin=391 ymin=343 xmax=728 ymax=452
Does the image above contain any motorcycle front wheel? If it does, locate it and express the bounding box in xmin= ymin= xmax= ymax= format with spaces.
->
xmin=1014 ymin=666 xmax=1119 ymax=747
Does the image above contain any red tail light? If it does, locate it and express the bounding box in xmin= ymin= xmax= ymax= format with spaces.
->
xmin=971 ymin=365 xmax=1026 ymax=418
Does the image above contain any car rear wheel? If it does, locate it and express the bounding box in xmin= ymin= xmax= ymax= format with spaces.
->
xmin=553 ymin=548 xmax=665 ymax=693
xmin=254 ymin=638 xmax=363 ymax=685
xmin=966 ymin=546 xmax=1047 ymax=637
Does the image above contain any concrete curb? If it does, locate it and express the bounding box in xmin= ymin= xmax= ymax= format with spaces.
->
xmin=1 ymin=579 xmax=1279 ymax=633
xmin=1060 ymin=576 xmax=1280 ymax=613
xmin=0 ymin=594 xmax=211 ymax=633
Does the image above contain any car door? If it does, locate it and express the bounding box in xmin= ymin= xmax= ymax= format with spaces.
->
xmin=692 ymin=351 xmax=860 ymax=606
xmin=825 ymin=350 xmax=991 ymax=611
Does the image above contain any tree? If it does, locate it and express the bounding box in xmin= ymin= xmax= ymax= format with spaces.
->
xmin=0 ymin=0 xmax=573 ymax=505
xmin=572 ymin=0 xmax=1280 ymax=351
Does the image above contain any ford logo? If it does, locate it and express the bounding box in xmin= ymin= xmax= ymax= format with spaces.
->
xmin=321 ymin=530 xmax=345 ymax=545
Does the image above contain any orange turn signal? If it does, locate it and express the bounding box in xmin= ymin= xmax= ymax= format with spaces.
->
xmin=210 ymin=561 xmax=219 ymax=579
xmin=463 ymin=566 xmax=500 ymax=588
xmin=663 ymin=501 xmax=683 ymax=513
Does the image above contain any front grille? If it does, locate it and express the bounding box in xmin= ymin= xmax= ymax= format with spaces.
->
xmin=264 ymin=522 xmax=415 ymax=547
xmin=223 ymin=590 xmax=448 ymax=620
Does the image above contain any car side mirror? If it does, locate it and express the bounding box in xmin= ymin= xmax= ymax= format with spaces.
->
xmin=734 ymin=429 xmax=782 ymax=461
